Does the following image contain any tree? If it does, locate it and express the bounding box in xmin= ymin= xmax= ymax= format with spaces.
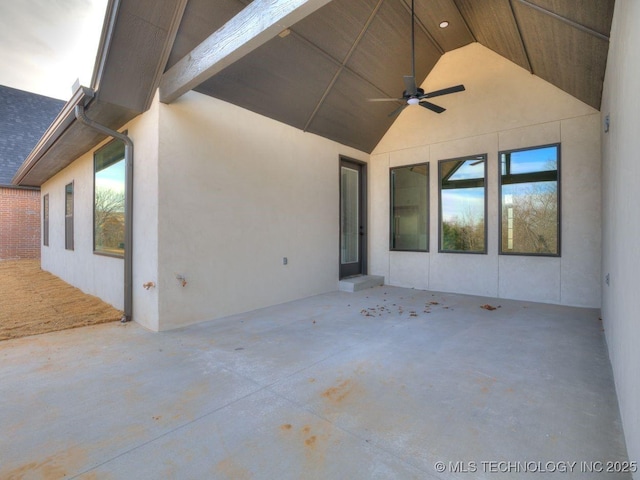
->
xmin=442 ymin=205 xmax=485 ymax=252
xmin=502 ymin=182 xmax=557 ymax=254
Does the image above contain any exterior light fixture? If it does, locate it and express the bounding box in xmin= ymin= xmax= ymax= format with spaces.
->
xmin=439 ymin=21 xmax=449 ymax=28
xmin=407 ymin=97 xmax=420 ymax=105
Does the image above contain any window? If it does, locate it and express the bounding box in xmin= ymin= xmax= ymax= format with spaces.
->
xmin=390 ymin=163 xmax=429 ymax=251
xmin=43 ymin=194 xmax=49 ymax=247
xmin=94 ymin=140 xmax=125 ymax=256
xmin=439 ymin=155 xmax=487 ymax=253
xmin=65 ymin=183 xmax=74 ymax=250
xmin=500 ymin=144 xmax=560 ymax=256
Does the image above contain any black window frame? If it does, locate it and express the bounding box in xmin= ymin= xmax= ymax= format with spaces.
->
xmin=498 ymin=143 xmax=561 ymax=257
xmin=65 ymin=182 xmax=74 ymax=251
xmin=389 ymin=162 xmax=430 ymax=252
xmin=43 ymin=194 xmax=49 ymax=247
xmin=93 ymin=139 xmax=126 ymax=258
xmin=438 ymin=154 xmax=488 ymax=254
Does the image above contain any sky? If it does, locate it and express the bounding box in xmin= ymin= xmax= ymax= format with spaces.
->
xmin=0 ymin=0 xmax=108 ymax=100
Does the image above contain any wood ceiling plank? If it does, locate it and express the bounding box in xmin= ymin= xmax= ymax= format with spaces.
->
xmin=196 ymin=33 xmax=341 ymax=130
xmin=160 ymin=0 xmax=333 ymax=104
xmin=307 ymin=69 xmax=396 ymax=153
xmin=520 ymin=0 xmax=615 ymax=37
xmin=512 ymin=1 xmax=608 ymax=109
xmin=292 ymin=0 xmax=380 ymax=62
xmin=412 ymin=0 xmax=474 ymax=52
xmin=453 ymin=0 xmax=530 ymax=71
xmin=96 ymin=0 xmax=188 ymax=113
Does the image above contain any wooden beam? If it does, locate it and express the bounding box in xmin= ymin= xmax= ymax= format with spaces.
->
xmin=160 ymin=0 xmax=333 ymax=104
xmin=514 ymin=0 xmax=610 ymax=42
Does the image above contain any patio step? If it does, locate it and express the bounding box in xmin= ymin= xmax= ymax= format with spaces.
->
xmin=338 ymin=275 xmax=384 ymax=292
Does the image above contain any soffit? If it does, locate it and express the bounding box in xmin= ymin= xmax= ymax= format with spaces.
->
xmin=14 ymin=0 xmax=186 ymax=187
xmin=452 ymin=0 xmax=530 ymax=70
xmin=523 ymin=0 xmax=615 ymax=36
xmin=165 ymin=0 xmax=613 ymax=153
xmin=15 ymin=98 xmax=137 ymax=187
xmin=95 ymin=0 xmax=187 ymax=112
xmin=511 ymin=0 xmax=611 ymax=110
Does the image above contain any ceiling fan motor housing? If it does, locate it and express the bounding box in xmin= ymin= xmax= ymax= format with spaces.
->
xmin=403 ymin=87 xmax=425 ymax=100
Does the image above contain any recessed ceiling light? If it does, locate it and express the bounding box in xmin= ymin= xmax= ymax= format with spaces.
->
xmin=439 ymin=21 xmax=449 ymax=29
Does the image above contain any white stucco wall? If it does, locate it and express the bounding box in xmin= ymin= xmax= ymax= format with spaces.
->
xmin=40 ymin=99 xmax=160 ymax=325
xmin=155 ymin=91 xmax=368 ymax=330
xmin=601 ymin=0 xmax=640 ymax=470
xmin=370 ymin=43 xmax=601 ymax=308
xmin=130 ymin=95 xmax=160 ymax=331
xmin=41 ymin=147 xmax=125 ymax=310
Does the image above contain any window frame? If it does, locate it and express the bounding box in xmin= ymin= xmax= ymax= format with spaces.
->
xmin=389 ymin=162 xmax=430 ymax=252
xmin=43 ymin=194 xmax=49 ymax=247
xmin=65 ymin=182 xmax=74 ymax=251
xmin=93 ymin=139 xmax=125 ymax=258
xmin=438 ymin=154 xmax=488 ymax=254
xmin=498 ymin=143 xmax=561 ymax=257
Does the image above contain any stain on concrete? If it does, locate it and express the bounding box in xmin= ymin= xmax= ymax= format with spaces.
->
xmin=472 ymin=372 xmax=497 ymax=395
xmin=300 ymin=423 xmax=332 ymax=475
xmin=215 ymin=456 xmax=251 ymax=480
xmin=321 ymin=379 xmax=354 ymax=403
xmin=2 ymin=446 xmax=87 ymax=480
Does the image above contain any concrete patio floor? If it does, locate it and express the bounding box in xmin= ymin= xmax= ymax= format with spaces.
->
xmin=0 ymin=286 xmax=631 ymax=479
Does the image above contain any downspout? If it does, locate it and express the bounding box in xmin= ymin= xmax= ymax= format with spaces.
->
xmin=75 ymin=103 xmax=134 ymax=323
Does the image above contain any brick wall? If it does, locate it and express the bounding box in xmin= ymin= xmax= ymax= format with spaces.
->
xmin=0 ymin=187 xmax=41 ymax=259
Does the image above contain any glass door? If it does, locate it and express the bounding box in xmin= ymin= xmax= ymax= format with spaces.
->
xmin=340 ymin=158 xmax=366 ymax=278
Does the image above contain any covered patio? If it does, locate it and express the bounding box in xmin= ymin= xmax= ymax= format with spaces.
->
xmin=0 ymin=286 xmax=629 ymax=479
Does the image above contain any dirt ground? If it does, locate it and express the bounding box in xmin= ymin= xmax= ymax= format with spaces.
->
xmin=0 ymin=259 xmax=122 ymax=341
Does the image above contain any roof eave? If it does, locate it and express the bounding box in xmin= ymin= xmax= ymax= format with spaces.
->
xmin=12 ymin=0 xmax=190 ymax=187
xmin=12 ymin=86 xmax=95 ymax=187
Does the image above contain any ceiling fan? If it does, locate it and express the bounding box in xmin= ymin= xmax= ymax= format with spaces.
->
xmin=369 ymin=0 xmax=465 ymax=117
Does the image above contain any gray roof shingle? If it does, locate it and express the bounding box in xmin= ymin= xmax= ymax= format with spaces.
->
xmin=0 ymin=85 xmax=65 ymax=186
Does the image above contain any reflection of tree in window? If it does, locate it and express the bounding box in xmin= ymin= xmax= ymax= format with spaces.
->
xmin=500 ymin=145 xmax=559 ymax=255
xmin=95 ymin=186 xmax=124 ymax=251
xmin=94 ymin=140 xmax=125 ymax=256
xmin=439 ymin=156 xmax=486 ymax=253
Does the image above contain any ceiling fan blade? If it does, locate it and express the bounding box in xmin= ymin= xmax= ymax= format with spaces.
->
xmin=419 ymin=101 xmax=445 ymax=114
xmin=421 ymin=84 xmax=465 ymax=99
xmin=367 ymin=97 xmax=405 ymax=102
xmin=403 ymin=75 xmax=418 ymax=96
xmin=388 ymin=103 xmax=408 ymax=117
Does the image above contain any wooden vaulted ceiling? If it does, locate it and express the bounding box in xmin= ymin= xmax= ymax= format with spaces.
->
xmin=13 ymin=0 xmax=616 ymax=187
xmin=164 ymin=0 xmax=615 ymax=153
